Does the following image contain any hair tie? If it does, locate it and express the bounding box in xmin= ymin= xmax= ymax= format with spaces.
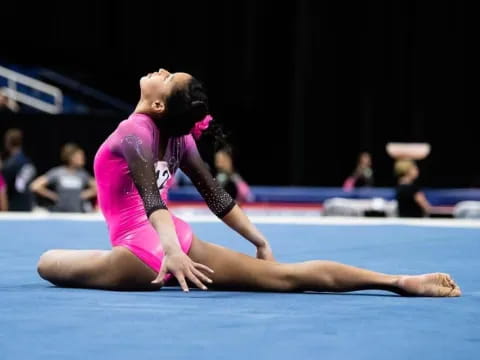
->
xmin=191 ymin=115 xmax=213 ymax=140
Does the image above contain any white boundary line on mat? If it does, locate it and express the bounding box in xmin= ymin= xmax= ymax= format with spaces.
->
xmin=1 ymin=212 xmax=480 ymax=228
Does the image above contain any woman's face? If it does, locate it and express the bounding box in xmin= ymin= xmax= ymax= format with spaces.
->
xmin=359 ymin=153 xmax=371 ymax=167
xmin=70 ymin=150 xmax=85 ymax=168
xmin=215 ymin=151 xmax=233 ymax=173
xmin=140 ymin=68 xmax=192 ymax=103
xmin=409 ymin=165 xmax=419 ymax=179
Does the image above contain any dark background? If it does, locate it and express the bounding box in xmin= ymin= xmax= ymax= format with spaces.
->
xmin=1 ymin=0 xmax=475 ymax=187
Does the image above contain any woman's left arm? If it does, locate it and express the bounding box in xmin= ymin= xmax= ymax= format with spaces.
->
xmin=221 ymin=205 xmax=274 ymax=261
xmin=180 ymin=137 xmax=274 ymax=261
xmin=0 ymin=186 xmax=7 ymax=211
xmin=414 ymin=191 xmax=431 ymax=215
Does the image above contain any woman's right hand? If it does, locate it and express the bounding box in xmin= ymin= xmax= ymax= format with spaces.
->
xmin=151 ymin=250 xmax=214 ymax=292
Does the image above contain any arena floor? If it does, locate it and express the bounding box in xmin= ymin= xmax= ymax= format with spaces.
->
xmin=1 ymin=214 xmax=479 ymax=360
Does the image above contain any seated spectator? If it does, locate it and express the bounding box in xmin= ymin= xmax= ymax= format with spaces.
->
xmin=394 ymin=160 xmax=431 ymax=218
xmin=1 ymin=129 xmax=36 ymax=211
xmin=214 ymin=146 xmax=253 ymax=204
xmin=343 ymin=152 xmax=374 ymax=191
xmin=31 ymin=143 xmax=97 ymax=212
xmin=0 ymin=159 xmax=8 ymax=211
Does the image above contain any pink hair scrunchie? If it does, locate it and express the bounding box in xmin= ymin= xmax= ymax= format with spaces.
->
xmin=191 ymin=115 xmax=213 ymax=140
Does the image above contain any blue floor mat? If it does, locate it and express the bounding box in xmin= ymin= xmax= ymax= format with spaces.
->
xmin=0 ymin=220 xmax=479 ymax=360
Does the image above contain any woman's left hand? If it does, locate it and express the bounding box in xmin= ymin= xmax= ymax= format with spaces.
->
xmin=256 ymin=242 xmax=275 ymax=261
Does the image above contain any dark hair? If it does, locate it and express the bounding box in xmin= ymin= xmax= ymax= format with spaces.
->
xmin=215 ymin=143 xmax=233 ymax=157
xmin=160 ymin=78 xmax=209 ymax=137
xmin=5 ymin=128 xmax=23 ymax=148
xmin=60 ymin=143 xmax=82 ymax=164
xmin=202 ymin=119 xmax=229 ymax=151
xmin=160 ymin=77 xmax=229 ymax=150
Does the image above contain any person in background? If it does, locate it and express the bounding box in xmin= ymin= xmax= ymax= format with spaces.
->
xmin=394 ymin=160 xmax=430 ymax=218
xmin=343 ymin=152 xmax=374 ymax=191
xmin=215 ymin=146 xmax=253 ymax=204
xmin=0 ymin=92 xmax=20 ymax=115
xmin=1 ymin=129 xmax=36 ymax=211
xmin=30 ymin=143 xmax=97 ymax=212
xmin=0 ymin=159 xmax=8 ymax=211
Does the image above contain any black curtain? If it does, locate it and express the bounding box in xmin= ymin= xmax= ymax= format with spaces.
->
xmin=2 ymin=0 xmax=474 ymax=187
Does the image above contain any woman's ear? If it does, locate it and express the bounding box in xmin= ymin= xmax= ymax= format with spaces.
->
xmin=151 ymin=100 xmax=165 ymax=114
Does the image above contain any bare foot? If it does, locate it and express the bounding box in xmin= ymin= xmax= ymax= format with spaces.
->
xmin=397 ymin=273 xmax=461 ymax=297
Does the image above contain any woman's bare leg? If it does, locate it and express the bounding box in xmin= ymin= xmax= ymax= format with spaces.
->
xmin=37 ymin=236 xmax=461 ymax=296
xmin=188 ymin=236 xmax=461 ymax=296
xmin=37 ymin=247 xmax=160 ymax=291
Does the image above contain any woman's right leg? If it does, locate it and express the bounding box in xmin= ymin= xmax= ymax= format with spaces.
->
xmin=188 ymin=236 xmax=461 ymax=296
xmin=37 ymin=247 xmax=160 ymax=290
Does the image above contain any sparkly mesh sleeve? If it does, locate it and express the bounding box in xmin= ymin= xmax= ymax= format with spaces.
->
xmin=180 ymin=136 xmax=236 ymax=218
xmin=114 ymin=121 xmax=167 ymax=217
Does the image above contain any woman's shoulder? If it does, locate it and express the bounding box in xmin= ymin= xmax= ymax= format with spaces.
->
xmin=111 ymin=114 xmax=158 ymax=146
xmin=45 ymin=166 xmax=67 ymax=179
xmin=118 ymin=113 xmax=154 ymax=131
xmin=179 ymin=133 xmax=196 ymax=150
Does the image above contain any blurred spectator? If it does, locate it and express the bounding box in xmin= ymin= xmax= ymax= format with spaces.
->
xmin=0 ymin=159 xmax=8 ymax=211
xmin=0 ymin=92 xmax=20 ymax=115
xmin=1 ymin=129 xmax=36 ymax=211
xmin=394 ymin=160 xmax=431 ymax=217
xmin=343 ymin=152 xmax=374 ymax=191
xmin=214 ymin=146 xmax=253 ymax=204
xmin=30 ymin=143 xmax=97 ymax=212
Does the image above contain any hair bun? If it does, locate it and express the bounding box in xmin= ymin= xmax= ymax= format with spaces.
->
xmin=190 ymin=100 xmax=208 ymax=122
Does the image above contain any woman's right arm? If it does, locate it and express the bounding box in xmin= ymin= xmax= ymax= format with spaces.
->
xmin=118 ymin=128 xmax=213 ymax=291
xmin=30 ymin=175 xmax=59 ymax=202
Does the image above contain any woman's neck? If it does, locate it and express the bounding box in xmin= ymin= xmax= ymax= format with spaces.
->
xmin=133 ymin=98 xmax=168 ymax=132
xmin=66 ymin=164 xmax=78 ymax=172
xmin=133 ymin=99 xmax=171 ymax=158
xmin=133 ymin=98 xmax=151 ymax=115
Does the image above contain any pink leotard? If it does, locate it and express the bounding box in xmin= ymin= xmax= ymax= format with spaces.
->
xmin=94 ymin=113 xmax=235 ymax=273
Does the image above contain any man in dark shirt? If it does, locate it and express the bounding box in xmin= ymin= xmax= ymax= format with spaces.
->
xmin=394 ymin=160 xmax=430 ymax=217
xmin=1 ymin=129 xmax=36 ymax=211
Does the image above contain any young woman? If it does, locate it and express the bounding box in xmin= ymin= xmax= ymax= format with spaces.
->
xmin=37 ymin=69 xmax=460 ymax=297
xmin=394 ymin=160 xmax=431 ymax=217
xmin=343 ymin=152 xmax=374 ymax=191
xmin=31 ymin=143 xmax=97 ymax=212
xmin=214 ymin=146 xmax=254 ymax=204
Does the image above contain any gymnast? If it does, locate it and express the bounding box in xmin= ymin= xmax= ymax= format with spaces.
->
xmin=37 ymin=69 xmax=461 ymax=297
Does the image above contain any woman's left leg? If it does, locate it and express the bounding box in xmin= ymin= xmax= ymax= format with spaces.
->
xmin=188 ymin=235 xmax=461 ymax=296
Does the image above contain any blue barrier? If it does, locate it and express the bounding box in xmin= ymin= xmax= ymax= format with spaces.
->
xmin=169 ymin=186 xmax=480 ymax=206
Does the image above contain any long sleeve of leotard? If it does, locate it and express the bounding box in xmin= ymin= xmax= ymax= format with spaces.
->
xmin=113 ymin=120 xmax=167 ymax=217
xmin=180 ymin=136 xmax=236 ymax=218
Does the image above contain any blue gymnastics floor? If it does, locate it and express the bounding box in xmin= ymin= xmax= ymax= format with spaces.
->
xmin=0 ymin=219 xmax=479 ymax=360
